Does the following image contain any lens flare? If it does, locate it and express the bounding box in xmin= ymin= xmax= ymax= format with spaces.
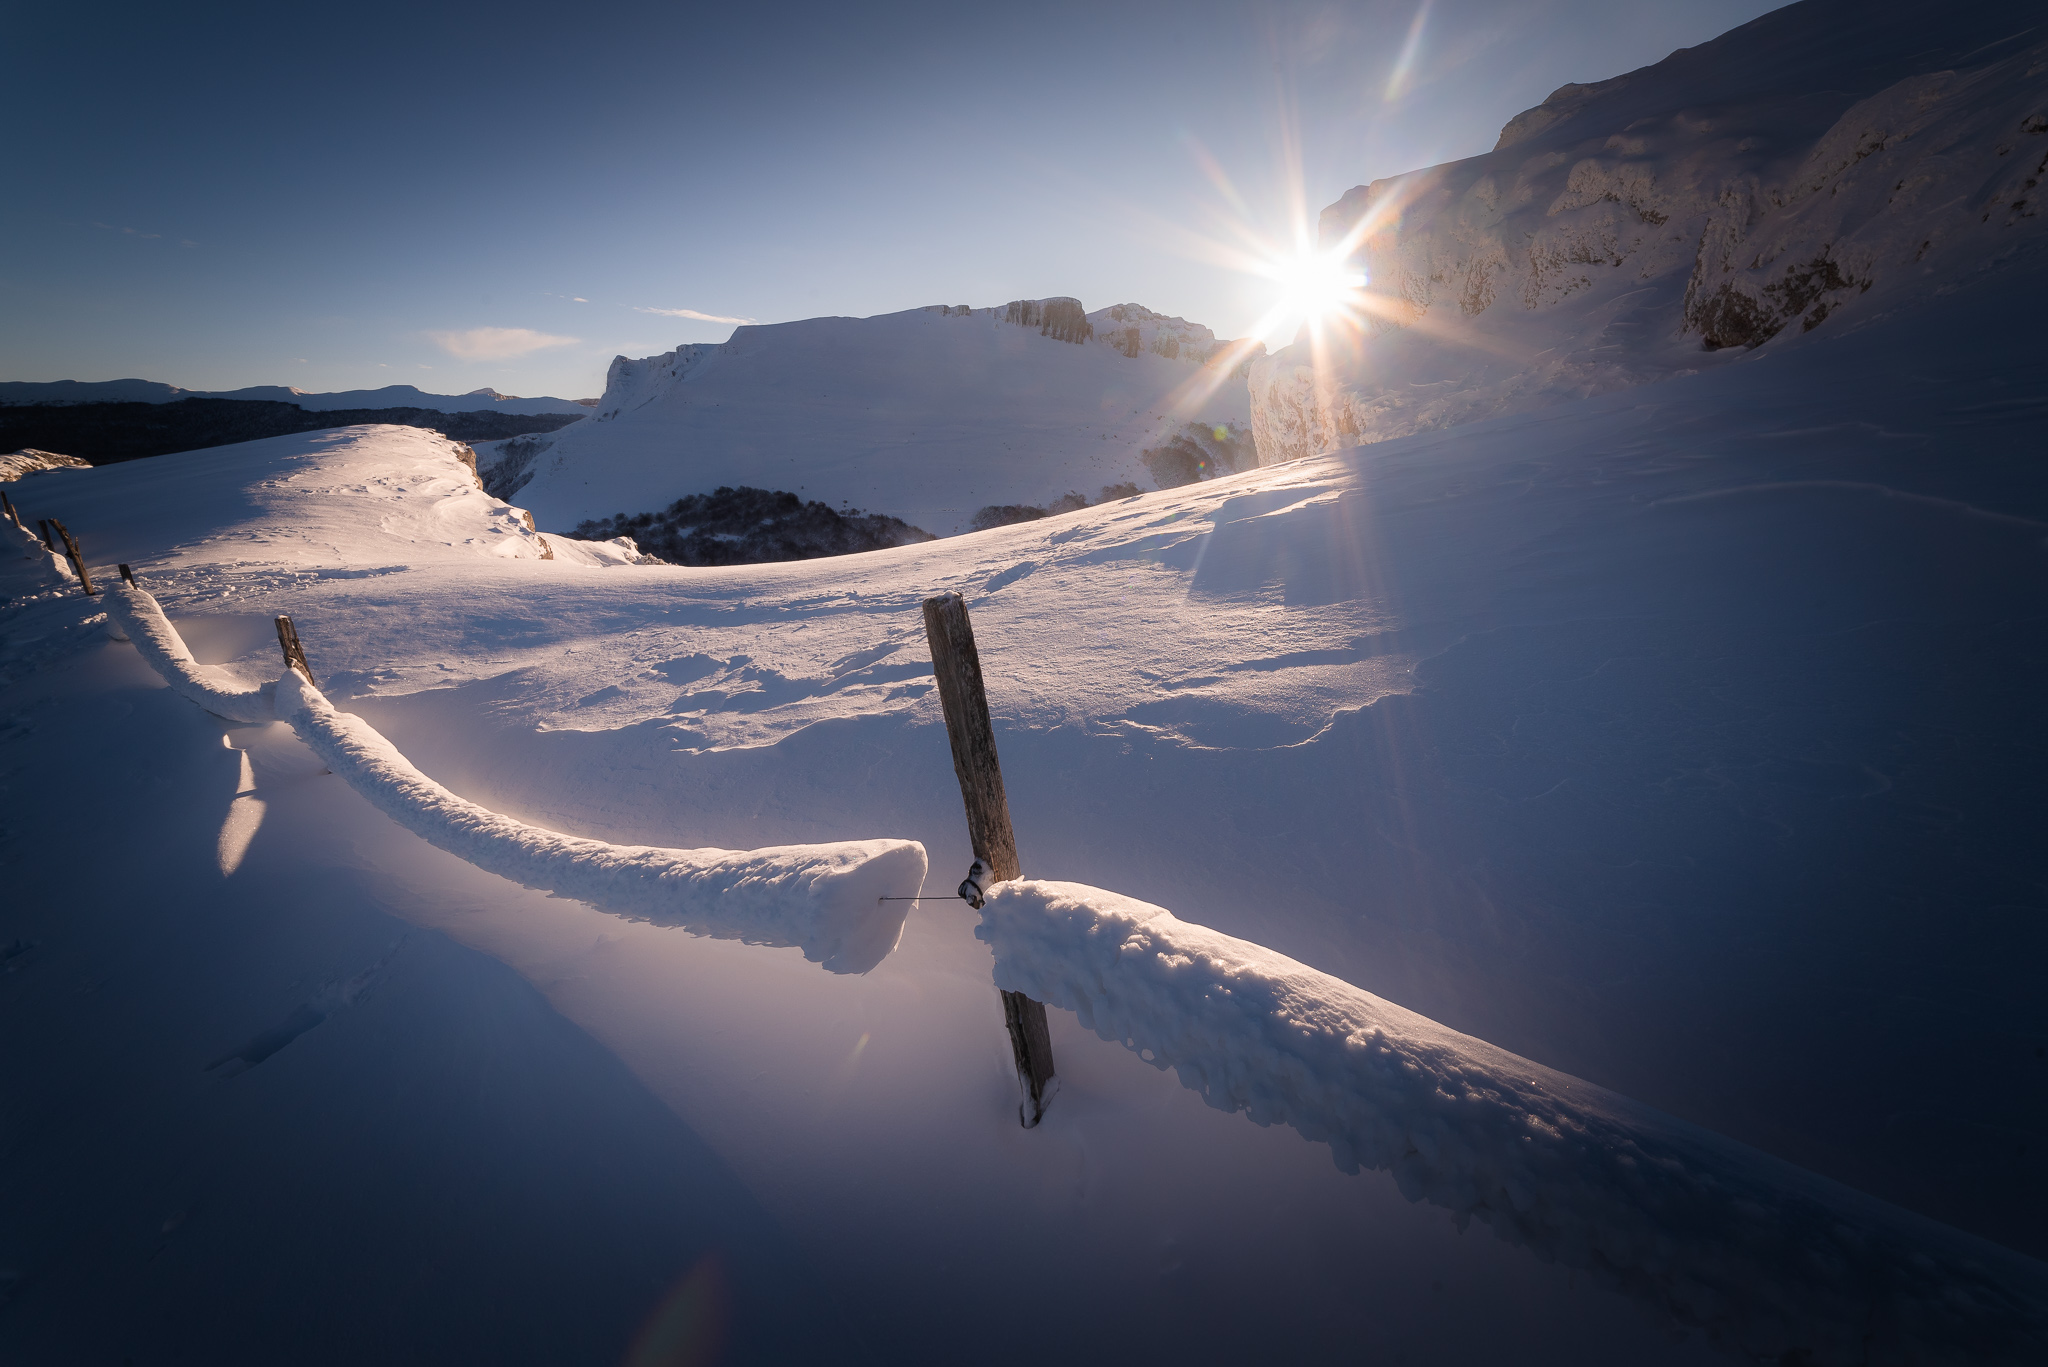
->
xmin=1265 ymin=248 xmax=1368 ymax=339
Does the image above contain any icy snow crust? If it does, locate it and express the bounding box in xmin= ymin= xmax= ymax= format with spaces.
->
xmin=984 ymin=881 xmax=2048 ymax=1361
xmin=271 ymin=668 xmax=923 ymax=974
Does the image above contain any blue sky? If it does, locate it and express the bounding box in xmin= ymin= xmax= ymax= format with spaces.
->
xmin=2 ymin=0 xmax=1778 ymax=399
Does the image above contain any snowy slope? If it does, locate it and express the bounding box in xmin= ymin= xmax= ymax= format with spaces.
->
xmin=1250 ymin=0 xmax=2048 ymax=462
xmin=494 ymin=302 xmax=1254 ymax=537
xmin=4 ymin=231 xmax=2045 ymax=1362
xmin=0 ymin=378 xmax=592 ymax=416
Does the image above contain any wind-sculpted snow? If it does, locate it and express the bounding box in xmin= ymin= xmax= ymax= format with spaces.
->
xmin=979 ymin=881 xmax=2048 ymax=1365
xmin=272 ymin=670 xmax=926 ymax=973
xmin=3 ymin=514 xmax=71 ymax=592
xmin=99 ymin=583 xmax=276 ymax=724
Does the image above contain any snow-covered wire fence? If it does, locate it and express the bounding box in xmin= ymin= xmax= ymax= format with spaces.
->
xmin=271 ymin=670 xmax=924 ymax=973
xmin=102 ymin=583 xmax=278 ymax=724
xmin=979 ymin=880 xmax=2048 ymax=1364
xmin=101 ymin=581 xmax=926 ymax=974
xmin=76 ymin=557 xmax=2048 ymax=1363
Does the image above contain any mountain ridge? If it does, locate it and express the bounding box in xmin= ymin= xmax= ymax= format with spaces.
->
xmin=0 ymin=378 xmax=594 ymax=417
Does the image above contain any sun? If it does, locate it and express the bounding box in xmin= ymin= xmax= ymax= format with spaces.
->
xmin=1248 ymin=246 xmax=1367 ymax=347
xmin=1271 ymin=249 xmax=1366 ymax=324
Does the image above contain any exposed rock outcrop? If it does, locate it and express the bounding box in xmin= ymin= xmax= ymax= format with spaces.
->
xmin=573 ymin=486 xmax=934 ymax=566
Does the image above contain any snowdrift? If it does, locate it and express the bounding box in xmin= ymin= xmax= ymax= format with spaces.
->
xmin=100 ymin=582 xmax=276 ymax=724
xmin=274 ymin=671 xmax=926 ymax=973
xmin=97 ymin=576 xmax=927 ymax=973
xmin=3 ymin=511 xmax=73 ymax=594
xmin=981 ymin=881 xmax=2048 ymax=1363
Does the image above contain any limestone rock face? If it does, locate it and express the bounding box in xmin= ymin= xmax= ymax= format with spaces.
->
xmin=1248 ymin=0 xmax=2048 ymax=466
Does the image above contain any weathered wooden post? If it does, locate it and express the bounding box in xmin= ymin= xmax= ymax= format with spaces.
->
xmin=36 ymin=518 xmax=55 ymax=551
xmin=922 ymin=591 xmax=1057 ymax=1127
xmin=274 ymin=615 xmax=316 ymax=685
xmin=0 ymin=489 xmax=21 ymax=530
xmin=118 ymin=564 xmax=135 ymax=586
xmin=49 ymin=519 xmax=96 ymax=595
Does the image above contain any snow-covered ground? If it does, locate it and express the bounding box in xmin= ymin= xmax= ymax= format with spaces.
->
xmin=4 ymin=220 xmax=2044 ymax=1360
xmin=488 ymin=301 xmax=1254 ymax=538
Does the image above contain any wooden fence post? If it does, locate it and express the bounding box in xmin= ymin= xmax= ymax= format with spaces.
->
xmin=49 ymin=519 xmax=96 ymax=595
xmin=118 ymin=564 xmax=135 ymax=586
xmin=0 ymin=489 xmax=21 ymax=530
xmin=274 ymin=615 xmax=316 ymax=685
xmin=922 ymin=591 xmax=1057 ymax=1128
xmin=37 ymin=518 xmax=55 ymax=551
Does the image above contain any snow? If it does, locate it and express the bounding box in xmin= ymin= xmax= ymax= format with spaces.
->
xmin=6 ymin=240 xmax=2046 ymax=1360
xmin=1249 ymin=0 xmax=2048 ymax=463
xmin=0 ymin=378 xmax=590 ymax=416
xmin=3 ymin=513 xmax=71 ymax=595
xmin=492 ymin=303 xmax=1255 ymax=537
xmin=981 ymin=879 xmax=2048 ymax=1360
xmin=270 ymin=667 xmax=925 ymax=974
xmin=6 ymin=6 xmax=2048 ymax=1359
xmin=100 ymin=582 xmax=275 ymax=724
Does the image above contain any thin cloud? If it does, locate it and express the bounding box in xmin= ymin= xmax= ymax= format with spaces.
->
xmin=635 ymin=305 xmax=755 ymax=324
xmin=425 ymin=326 xmax=579 ymax=361
xmin=91 ymin=222 xmax=163 ymax=240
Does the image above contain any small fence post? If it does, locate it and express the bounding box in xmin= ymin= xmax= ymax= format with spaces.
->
xmin=49 ymin=519 xmax=96 ymax=595
xmin=0 ymin=489 xmax=21 ymax=530
xmin=274 ymin=615 xmax=316 ymax=685
xmin=922 ymin=591 xmax=1057 ymax=1128
xmin=37 ymin=518 xmax=55 ymax=551
xmin=118 ymin=564 xmax=135 ymax=586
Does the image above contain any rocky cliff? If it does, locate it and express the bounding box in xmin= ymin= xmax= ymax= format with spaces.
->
xmin=1249 ymin=0 xmax=2048 ymax=465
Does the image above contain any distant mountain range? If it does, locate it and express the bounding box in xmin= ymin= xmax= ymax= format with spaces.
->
xmin=0 ymin=379 xmax=594 ymax=417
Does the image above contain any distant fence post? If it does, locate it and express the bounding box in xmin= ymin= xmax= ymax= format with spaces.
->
xmin=274 ymin=615 xmax=316 ymax=685
xmin=0 ymin=490 xmax=22 ymax=530
xmin=922 ymin=591 xmax=1057 ymax=1128
xmin=49 ymin=519 xmax=96 ymax=595
xmin=118 ymin=564 xmax=135 ymax=586
xmin=36 ymin=518 xmax=56 ymax=551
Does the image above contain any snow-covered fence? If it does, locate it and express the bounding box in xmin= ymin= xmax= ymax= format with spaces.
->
xmin=272 ymin=670 xmax=923 ymax=973
xmin=4 ymin=508 xmax=73 ymax=593
xmin=101 ymin=583 xmax=278 ymax=724
xmin=86 ymin=570 xmax=2047 ymax=1361
xmin=978 ymin=880 xmax=2048 ymax=1364
xmin=103 ymin=582 xmax=927 ymax=974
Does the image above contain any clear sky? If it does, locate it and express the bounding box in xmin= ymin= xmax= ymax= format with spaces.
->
xmin=2 ymin=0 xmax=1780 ymax=399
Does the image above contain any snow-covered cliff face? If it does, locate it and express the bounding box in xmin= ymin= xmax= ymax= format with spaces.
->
xmin=591 ymin=342 xmax=719 ymax=422
xmin=1087 ymin=302 xmax=1237 ymax=365
xmin=490 ymin=303 xmax=1254 ymax=537
xmin=1249 ymin=0 xmax=2048 ymax=465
